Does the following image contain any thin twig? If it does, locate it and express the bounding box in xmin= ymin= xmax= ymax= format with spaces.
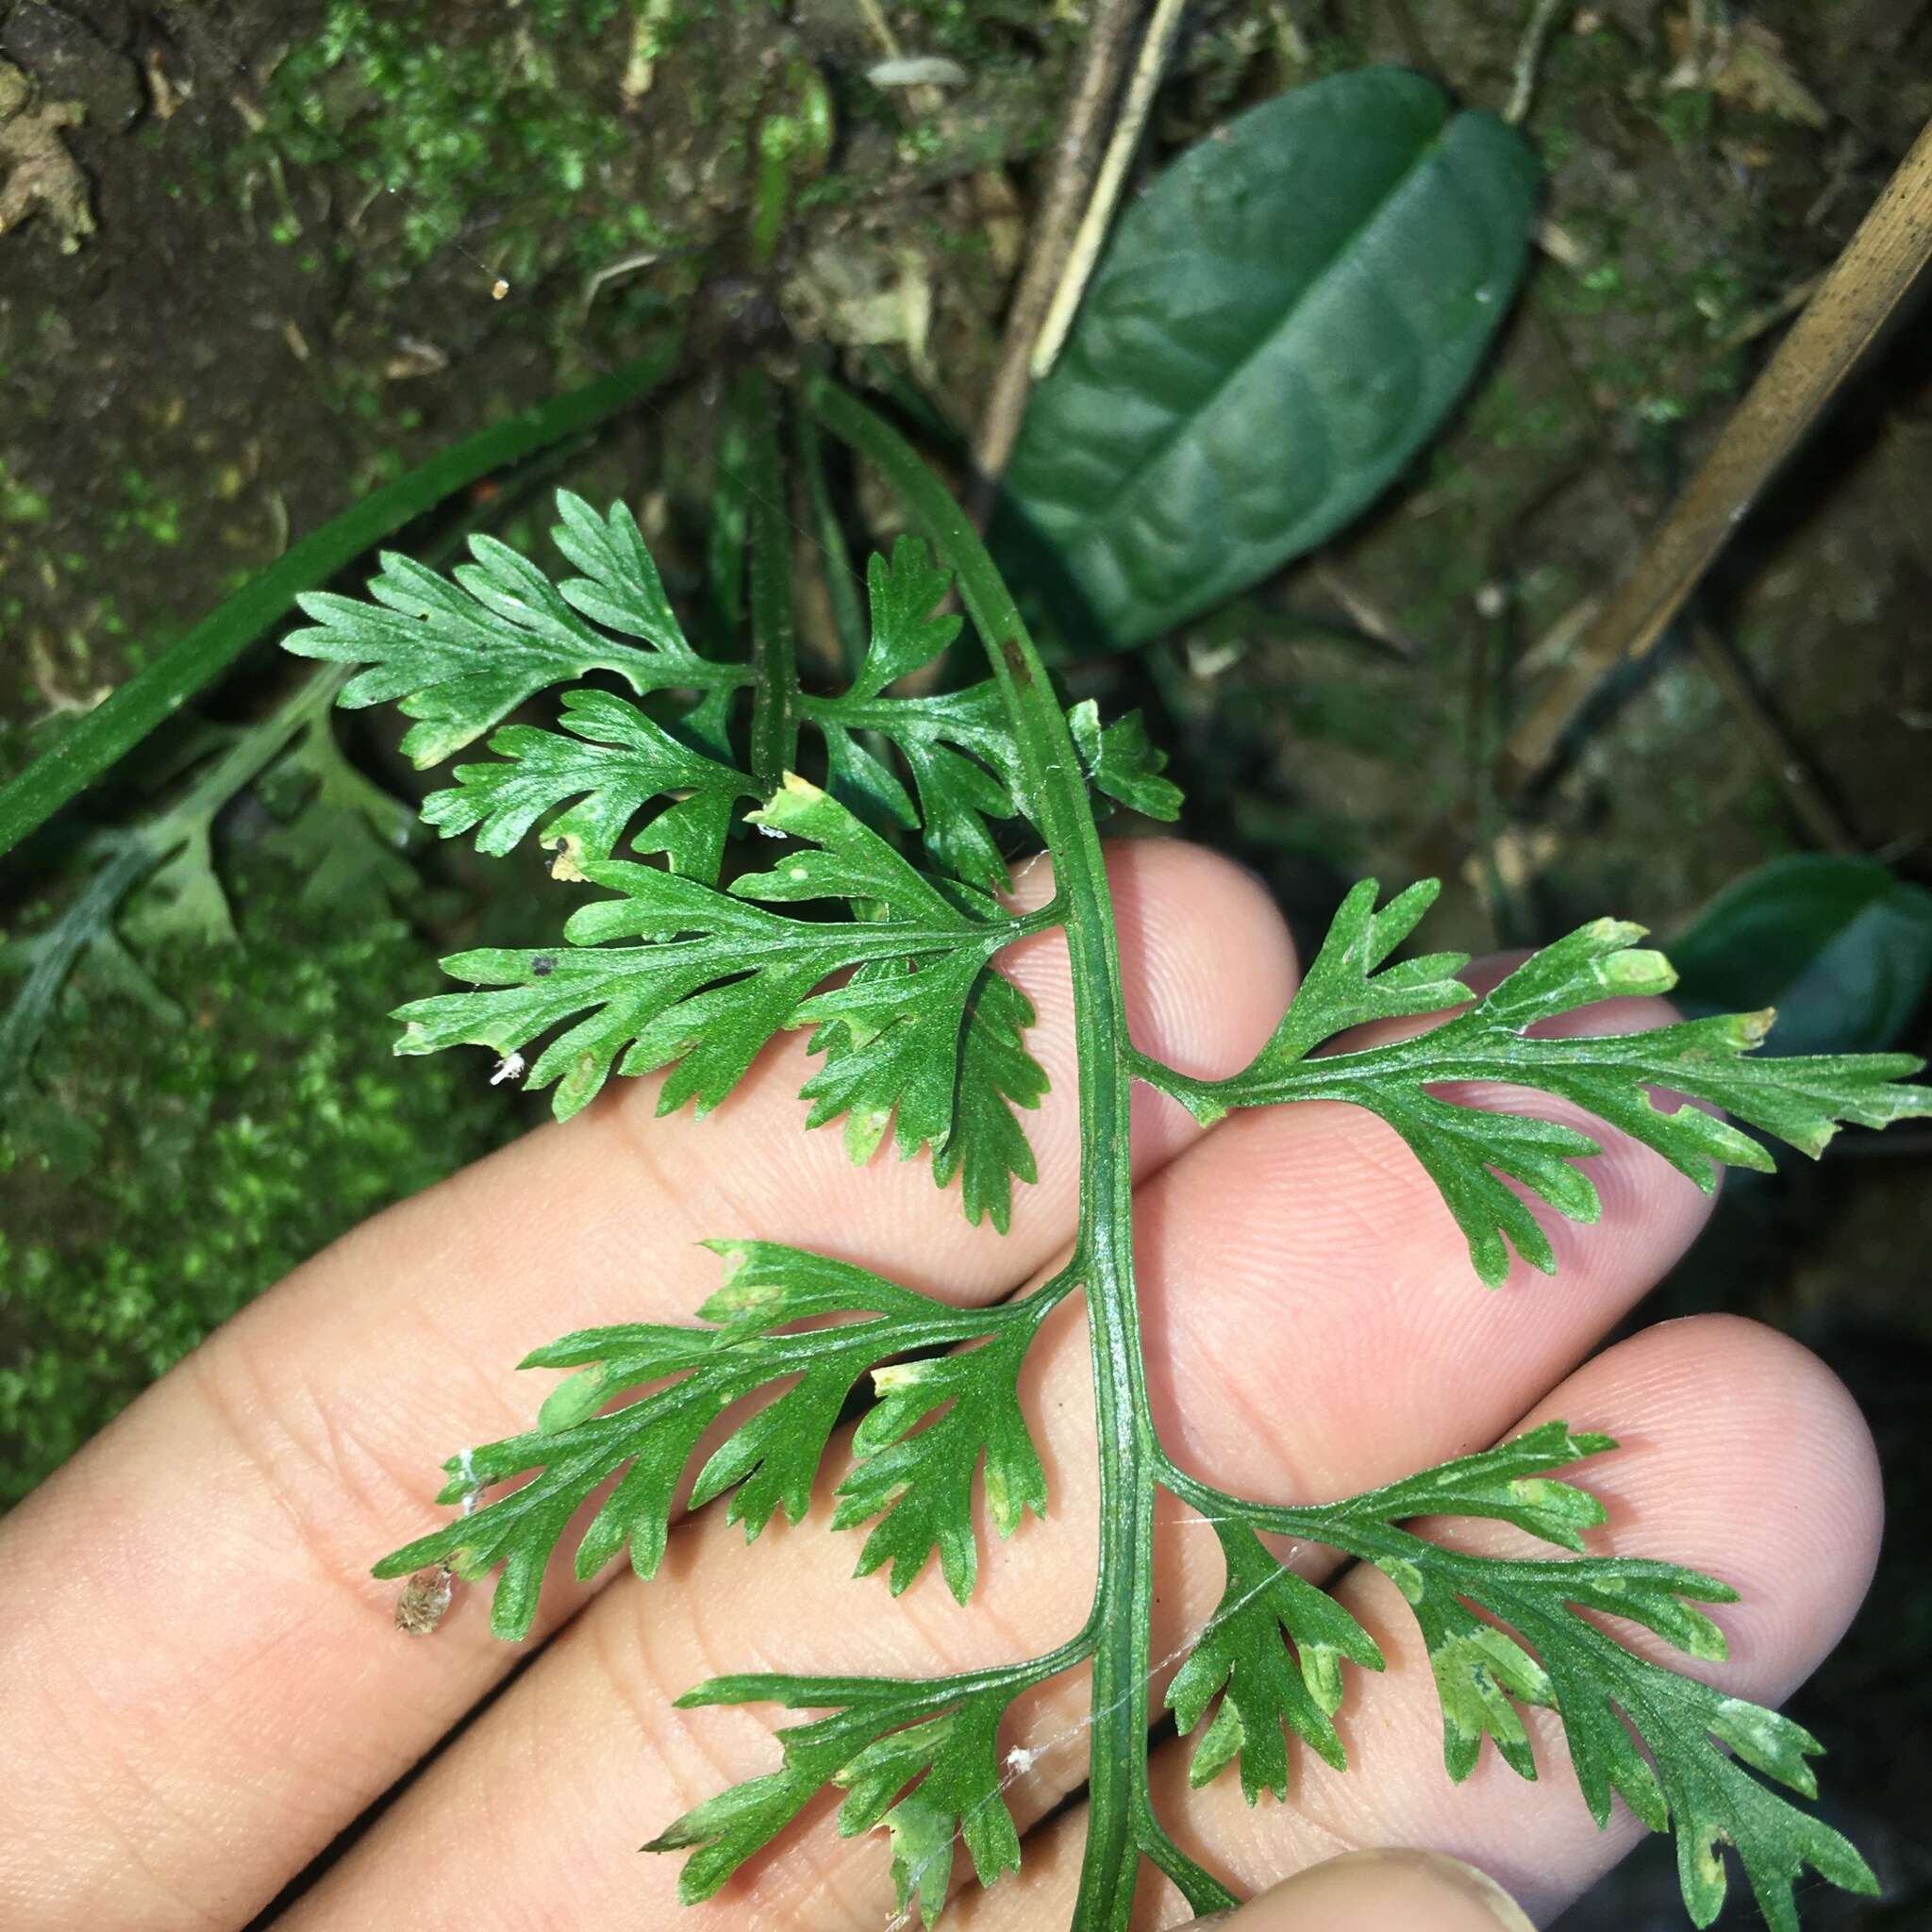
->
xmin=1502 ymin=115 xmax=1932 ymax=790
xmin=1310 ymin=562 xmax=1420 ymax=660
xmin=1685 ymin=619 xmax=1856 ymax=852
xmin=1505 ymin=0 xmax=1568 ymax=126
xmin=1031 ymin=0 xmax=1189 ymax=382
xmin=969 ymin=0 xmax=1143 ymax=507
xmin=855 ymin=0 xmax=901 ymax=57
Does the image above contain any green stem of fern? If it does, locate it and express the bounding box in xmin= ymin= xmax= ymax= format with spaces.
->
xmin=803 ymin=373 xmax=1192 ymax=1929
xmin=0 ymin=343 xmax=679 ymax=862
xmin=744 ymin=372 xmax=802 ymax=791
xmin=795 ymin=406 xmax=869 ymax=678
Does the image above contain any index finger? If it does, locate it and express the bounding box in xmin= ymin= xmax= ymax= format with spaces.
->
xmin=0 ymin=839 xmax=1292 ymax=1932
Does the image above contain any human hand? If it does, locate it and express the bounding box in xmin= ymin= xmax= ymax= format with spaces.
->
xmin=0 ymin=841 xmax=1880 ymax=1929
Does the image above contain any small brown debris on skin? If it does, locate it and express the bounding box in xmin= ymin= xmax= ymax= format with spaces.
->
xmin=394 ymin=1568 xmax=455 ymax=1637
xmin=0 ymin=58 xmax=93 ymax=252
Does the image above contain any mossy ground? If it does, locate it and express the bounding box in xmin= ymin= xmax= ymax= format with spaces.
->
xmin=2 ymin=1 xmax=1929 ymax=1918
xmin=0 ymin=841 xmax=516 ymax=1504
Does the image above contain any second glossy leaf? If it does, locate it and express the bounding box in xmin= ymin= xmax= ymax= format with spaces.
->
xmin=999 ymin=69 xmax=1539 ymax=646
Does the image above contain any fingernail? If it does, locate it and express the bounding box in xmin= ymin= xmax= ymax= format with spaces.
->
xmin=1197 ymin=1849 xmax=1535 ymax=1932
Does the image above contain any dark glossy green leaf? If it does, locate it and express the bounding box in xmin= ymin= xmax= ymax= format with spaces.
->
xmin=1001 ymin=68 xmax=1539 ymax=645
xmin=1669 ymin=855 xmax=1932 ymax=1057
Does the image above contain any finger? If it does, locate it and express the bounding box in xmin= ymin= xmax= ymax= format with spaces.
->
xmin=1140 ymin=981 xmax=1718 ymax=1502
xmin=277 ymin=981 xmax=1719 ymax=1930
xmin=0 ymin=840 xmax=1297 ymax=1932
xmin=971 ymin=1316 xmax=1882 ymax=1928
xmin=1213 ymin=1850 xmax=1532 ymax=1932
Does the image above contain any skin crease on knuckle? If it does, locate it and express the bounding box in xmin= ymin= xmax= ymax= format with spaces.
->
xmin=276 ymin=981 xmax=1773 ymax=1932
xmin=0 ymin=840 xmax=1293 ymax=1932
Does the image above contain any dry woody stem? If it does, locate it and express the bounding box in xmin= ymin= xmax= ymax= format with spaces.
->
xmin=970 ymin=0 xmax=1142 ymax=500
xmin=1503 ymin=115 xmax=1932 ymax=790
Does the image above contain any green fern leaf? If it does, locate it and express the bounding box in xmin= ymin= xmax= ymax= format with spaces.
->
xmin=1068 ymin=699 xmax=1184 ymax=822
xmin=831 ymin=1317 xmax=1050 ymax=1603
xmin=548 ymin=490 xmax=699 ymax=652
xmin=1143 ymin=882 xmax=1932 ymax=1283
xmin=835 ymin=1696 xmax=1022 ymax=1924
xmin=285 ymin=384 xmax=1921 ymax=1932
xmin=798 ymin=539 xmax=1024 ymax=890
xmin=1184 ymin=1425 xmax=1878 ymax=1932
xmin=1167 ymin=1521 xmax=1384 ymax=1796
xmin=648 ymin=1665 xmax=1043 ymax=1912
xmin=421 ymin=687 xmax=753 ymax=881
xmin=286 ymin=497 xmax=741 ymax=768
xmin=371 ymin=1241 xmax=1055 ymax=1638
xmin=846 ymin=535 xmax=963 ymax=697
xmin=392 ymin=777 xmax=1031 ymax=1122
xmin=931 ymin=967 xmax=1049 ymax=1233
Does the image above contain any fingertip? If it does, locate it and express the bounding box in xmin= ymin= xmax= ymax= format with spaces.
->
xmin=1211 ymin=1848 xmax=1532 ymax=1932
xmin=1564 ymin=1313 xmax=1883 ymax=1691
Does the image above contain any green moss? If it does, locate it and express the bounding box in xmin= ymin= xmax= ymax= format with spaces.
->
xmin=108 ymin=468 xmax=185 ymax=549
xmin=0 ymin=859 xmax=518 ymax=1505
xmin=241 ymin=0 xmax=681 ymax=286
xmin=1649 ymin=86 xmax=1716 ymax=151
xmin=0 ymin=462 xmax=51 ymax=525
xmin=1468 ymin=375 xmax=1576 ymax=457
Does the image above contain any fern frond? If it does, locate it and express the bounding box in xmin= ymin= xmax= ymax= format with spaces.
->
xmin=1141 ymin=880 xmax=1932 ymax=1283
xmin=286 ymin=497 xmax=741 ymax=769
xmin=393 ymin=777 xmax=1038 ymax=1125
xmin=648 ymin=1655 xmax=1068 ymax=1921
xmin=1172 ymin=1424 xmax=1879 ymax=1932
xmin=373 ymin=1241 xmax=1062 ymax=1637
xmin=420 ymin=686 xmax=752 ymax=882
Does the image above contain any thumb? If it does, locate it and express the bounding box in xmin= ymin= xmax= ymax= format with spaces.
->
xmin=1201 ymin=1849 xmax=1535 ymax=1931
